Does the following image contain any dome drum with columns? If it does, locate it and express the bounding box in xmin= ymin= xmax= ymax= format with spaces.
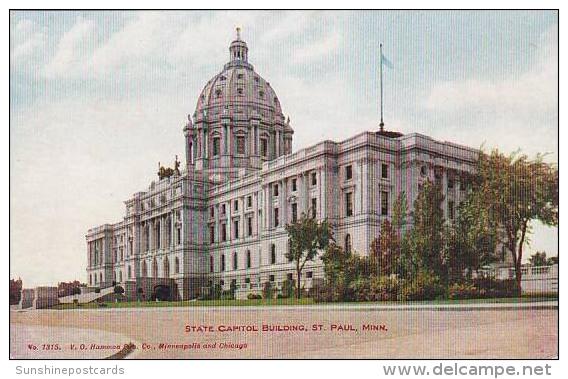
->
xmin=185 ymin=28 xmax=293 ymax=183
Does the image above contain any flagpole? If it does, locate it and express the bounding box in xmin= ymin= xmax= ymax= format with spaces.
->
xmin=379 ymin=43 xmax=384 ymax=132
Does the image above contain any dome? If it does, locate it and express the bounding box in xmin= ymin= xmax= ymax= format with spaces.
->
xmin=194 ymin=28 xmax=284 ymax=124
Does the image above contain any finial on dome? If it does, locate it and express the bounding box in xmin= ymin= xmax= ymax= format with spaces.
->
xmin=236 ymin=27 xmax=241 ymax=41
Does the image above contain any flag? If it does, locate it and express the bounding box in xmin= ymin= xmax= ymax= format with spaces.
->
xmin=381 ymin=53 xmax=394 ymax=69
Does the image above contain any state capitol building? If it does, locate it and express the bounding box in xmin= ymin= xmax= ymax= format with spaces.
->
xmin=86 ymin=30 xmax=481 ymax=300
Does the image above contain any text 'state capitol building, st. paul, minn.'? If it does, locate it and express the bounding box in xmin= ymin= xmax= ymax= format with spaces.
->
xmin=86 ymin=30 xmax=494 ymax=300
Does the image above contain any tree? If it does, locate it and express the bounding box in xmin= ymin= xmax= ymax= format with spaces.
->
xmin=547 ymin=256 xmax=558 ymax=265
xmin=443 ymin=194 xmax=498 ymax=281
xmin=473 ymin=150 xmax=558 ymax=291
xmin=370 ymin=220 xmax=399 ymax=276
xmin=286 ymin=212 xmax=334 ymax=299
xmin=407 ymin=180 xmax=446 ymax=280
xmin=528 ymin=251 xmax=548 ymax=267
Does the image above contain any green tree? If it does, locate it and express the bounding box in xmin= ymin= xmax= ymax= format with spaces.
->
xmin=528 ymin=251 xmax=548 ymax=267
xmin=286 ymin=212 xmax=334 ymax=298
xmin=473 ymin=150 xmax=558 ymax=290
xmin=407 ymin=181 xmax=446 ymax=280
xmin=370 ymin=220 xmax=399 ymax=276
xmin=443 ymin=194 xmax=498 ymax=281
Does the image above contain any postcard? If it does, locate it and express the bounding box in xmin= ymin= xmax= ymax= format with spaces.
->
xmin=9 ymin=9 xmax=558 ymax=361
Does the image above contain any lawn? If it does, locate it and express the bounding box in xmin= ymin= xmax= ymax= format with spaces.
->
xmin=52 ymin=295 xmax=556 ymax=310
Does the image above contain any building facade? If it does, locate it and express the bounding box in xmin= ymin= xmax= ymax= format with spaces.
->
xmin=86 ymin=31 xmax=485 ymax=300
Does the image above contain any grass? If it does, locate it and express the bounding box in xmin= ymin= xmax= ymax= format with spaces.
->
xmin=52 ymin=295 xmax=556 ymax=310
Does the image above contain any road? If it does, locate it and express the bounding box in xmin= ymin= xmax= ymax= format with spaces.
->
xmin=10 ymin=302 xmax=558 ymax=359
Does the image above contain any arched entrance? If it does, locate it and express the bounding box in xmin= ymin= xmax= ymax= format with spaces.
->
xmin=153 ymin=285 xmax=172 ymax=301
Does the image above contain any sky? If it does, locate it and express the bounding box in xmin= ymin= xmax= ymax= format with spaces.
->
xmin=10 ymin=10 xmax=558 ymax=286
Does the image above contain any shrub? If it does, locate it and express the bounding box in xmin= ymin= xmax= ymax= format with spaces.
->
xmin=211 ymin=284 xmax=222 ymax=300
xmin=473 ymin=277 xmax=518 ymax=298
xmin=220 ymin=289 xmax=234 ymax=300
xmin=114 ymin=285 xmax=125 ymax=295
xmin=400 ymin=271 xmax=445 ymax=301
xmin=370 ymin=276 xmax=400 ymax=301
xmin=349 ymin=278 xmax=371 ymax=302
xmin=309 ymin=282 xmax=332 ymax=303
xmin=73 ymin=299 xmax=79 ymax=306
xmin=262 ymin=281 xmax=274 ymax=300
xmin=447 ymin=282 xmax=481 ymax=300
xmin=247 ymin=293 xmax=262 ymax=300
xmin=94 ymin=288 xmax=101 ymax=294
xmin=281 ymin=279 xmax=295 ymax=299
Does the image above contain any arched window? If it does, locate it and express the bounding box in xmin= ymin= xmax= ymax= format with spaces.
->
xmin=210 ymin=256 xmax=214 ymax=273
xmin=142 ymin=260 xmax=147 ymax=277
xmin=246 ymin=250 xmax=251 ymax=268
xmin=152 ymin=258 xmax=158 ymax=277
xmin=270 ymin=244 xmax=276 ymax=265
xmin=89 ymin=274 xmax=92 ymax=286
xmin=345 ymin=234 xmax=352 ymax=253
xmin=119 ymin=270 xmax=123 ymax=283
xmin=233 ymin=252 xmax=238 ymax=270
xmin=221 ymin=254 xmax=226 ymax=272
xmin=155 ymin=221 xmax=161 ymax=249
xmin=128 ymin=265 xmax=132 ymax=279
xmin=144 ymin=224 xmax=150 ymax=252
xmin=99 ymin=272 xmax=103 ymax=285
xmin=163 ymin=256 xmax=170 ymax=278
xmin=94 ymin=274 xmax=98 ymax=284
xmin=175 ymin=257 xmax=180 ymax=274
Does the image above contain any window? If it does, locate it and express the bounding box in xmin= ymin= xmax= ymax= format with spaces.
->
xmin=311 ymin=198 xmax=317 ymax=218
xmin=128 ymin=266 xmax=132 ymax=279
xmin=381 ymin=163 xmax=388 ymax=179
xmin=210 ymin=256 xmax=214 ymax=273
xmin=215 ymin=88 xmax=222 ymax=98
xmin=233 ymin=252 xmax=238 ymax=270
xmin=345 ymin=165 xmax=353 ymax=180
xmin=345 ymin=192 xmax=353 ymax=217
xmin=448 ymin=201 xmax=455 ymax=220
xmin=260 ymin=138 xmax=268 ymax=157
xmin=234 ymin=200 xmax=239 ymax=212
xmin=221 ymin=223 xmax=227 ymax=242
xmin=448 ymin=177 xmax=455 ymax=189
xmin=311 ymin=172 xmax=317 ymax=186
xmin=420 ymin=165 xmax=428 ymax=176
xmin=237 ymin=88 xmax=244 ymax=95
xmin=175 ymin=258 xmax=180 ymax=274
xmin=270 ymin=244 xmax=276 ymax=264
xmin=221 ymin=255 xmax=226 ymax=272
xmin=236 ymin=136 xmax=246 ymax=155
xmin=287 ymin=273 xmax=293 ymax=282
xmin=212 ymin=137 xmax=220 ymax=157
xmin=247 ymin=195 xmax=252 ymax=208
xmin=273 ymin=184 xmax=279 ymax=197
xmin=292 ymin=178 xmax=297 ymax=192
xmin=269 ymin=275 xmax=275 ymax=282
xmin=287 ymin=239 xmax=293 ymax=262
xmin=274 ymin=208 xmax=279 ymax=227
xmin=306 ymin=271 xmax=313 ymax=279
xmin=209 ymin=225 xmax=215 ymax=244
xmin=221 ymin=204 xmax=226 ymax=215
xmin=246 ymin=250 xmax=251 ymax=268
xmin=237 ymin=73 xmax=244 ymax=79
xmin=176 ymin=227 xmax=181 ymax=245
xmin=291 ymin=203 xmax=298 ymax=223
xmin=210 ymin=206 xmax=215 ymax=218
xmin=233 ymin=219 xmax=239 ymax=239
xmin=381 ymin=191 xmax=389 ymax=216
xmin=247 ymin=217 xmax=253 ymax=236
xmin=345 ymin=234 xmax=352 ymax=253
xmin=259 ymin=90 xmax=264 ymax=98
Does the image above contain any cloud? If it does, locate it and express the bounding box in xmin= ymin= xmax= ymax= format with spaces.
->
xmin=10 ymin=19 xmax=47 ymax=64
xmin=292 ymin=30 xmax=342 ymax=64
xmin=44 ymin=17 xmax=95 ymax=77
xmin=422 ymin=25 xmax=557 ymax=116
